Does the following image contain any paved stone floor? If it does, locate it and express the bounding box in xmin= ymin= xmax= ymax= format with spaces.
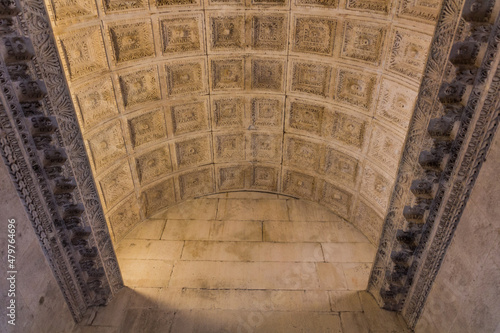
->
xmin=72 ymin=193 xmax=409 ymax=333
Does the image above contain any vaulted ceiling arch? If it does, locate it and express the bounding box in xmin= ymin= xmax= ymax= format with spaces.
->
xmin=45 ymin=0 xmax=443 ymax=244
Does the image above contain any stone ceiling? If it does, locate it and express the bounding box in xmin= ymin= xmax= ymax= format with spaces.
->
xmin=44 ymin=0 xmax=443 ymax=244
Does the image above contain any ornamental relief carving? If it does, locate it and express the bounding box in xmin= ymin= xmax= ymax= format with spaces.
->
xmin=177 ymin=166 xmax=215 ymax=199
xmin=73 ymin=77 xmax=119 ymax=131
xmin=87 ymin=120 xmax=127 ymax=172
xmin=368 ymin=124 xmax=405 ymax=175
xmin=292 ymin=15 xmax=337 ymax=56
xmin=141 ymin=177 xmax=177 ymax=217
xmin=48 ymin=0 xmax=97 ymax=21
xmin=398 ymin=0 xmax=443 ymax=23
xmin=323 ymin=147 xmax=359 ymax=186
xmin=99 ymin=163 xmax=135 ymax=209
xmin=290 ymin=60 xmax=333 ymax=97
xmin=156 ymin=0 xmax=200 ymax=7
xmin=286 ymin=98 xmax=325 ymax=136
xmin=211 ymin=58 xmax=245 ymax=91
xmin=375 ymin=78 xmax=417 ymax=131
xmin=251 ymin=14 xmax=287 ymax=51
xmin=251 ymin=58 xmax=285 ymax=92
xmin=58 ymin=26 xmax=107 ymax=81
xmin=214 ymin=132 xmax=246 ymax=162
xmin=108 ymin=195 xmax=141 ymax=241
xmin=353 ymin=199 xmax=384 ymax=245
xmin=327 ymin=110 xmax=367 ymax=149
xmin=127 ymin=109 xmax=167 ymax=148
xmin=169 ymin=99 xmax=210 ymax=136
xmin=173 ymin=134 xmax=212 ymax=169
xmin=107 ymin=20 xmax=155 ymax=64
xmin=218 ymin=165 xmax=247 ymax=190
xmin=160 ymin=14 xmax=204 ymax=55
xmin=251 ymin=165 xmax=279 ymax=191
xmin=212 ymin=96 xmax=245 ymax=129
xmin=341 ymin=20 xmax=388 ymax=65
xmin=282 ymin=169 xmax=317 ymax=198
xmin=346 ymin=0 xmax=391 ymax=13
xmin=135 ymin=146 xmax=173 ymax=185
xmin=103 ymin=0 xmax=147 ymax=12
xmin=208 ymin=13 xmax=245 ymax=52
xmin=295 ymin=0 xmax=337 ymax=8
xmin=118 ymin=67 xmax=161 ymax=109
xmin=386 ymin=28 xmax=432 ymax=82
xmin=165 ymin=59 xmax=207 ymax=96
xmin=250 ymin=133 xmax=282 ymax=162
xmin=251 ymin=97 xmax=283 ymax=129
xmin=360 ymin=163 xmax=393 ymax=213
xmin=336 ymin=68 xmax=377 ymax=112
xmin=284 ymin=135 xmax=322 ymax=173
xmin=318 ymin=180 xmax=352 ymax=220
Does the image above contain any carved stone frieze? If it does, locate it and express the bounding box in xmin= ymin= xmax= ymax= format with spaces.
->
xmin=346 ymin=0 xmax=391 ymax=13
xmin=341 ymin=20 xmax=387 ymax=65
xmin=99 ymin=163 xmax=134 ymax=209
xmin=107 ymin=20 xmax=155 ymax=64
xmin=135 ymin=146 xmax=172 ymax=184
xmin=118 ymin=67 xmax=161 ymax=108
xmin=58 ymin=25 xmax=107 ymax=80
xmin=292 ymin=16 xmax=336 ymax=56
xmin=156 ymin=0 xmax=199 ymax=7
xmin=48 ymin=0 xmax=97 ymax=21
xmin=127 ymin=109 xmax=167 ymax=148
xmin=398 ymin=0 xmax=443 ymax=23
xmin=160 ymin=14 xmax=203 ymax=55
xmin=73 ymin=77 xmax=119 ymax=130
xmin=87 ymin=121 xmax=127 ymax=172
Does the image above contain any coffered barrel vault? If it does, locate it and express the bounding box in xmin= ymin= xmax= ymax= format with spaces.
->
xmin=45 ymin=0 xmax=443 ymax=243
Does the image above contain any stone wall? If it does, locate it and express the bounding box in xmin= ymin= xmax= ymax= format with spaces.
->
xmin=0 ymin=162 xmax=75 ymax=332
xmin=415 ymin=130 xmax=500 ymax=332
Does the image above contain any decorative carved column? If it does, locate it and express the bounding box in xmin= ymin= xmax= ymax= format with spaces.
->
xmin=0 ymin=0 xmax=122 ymax=322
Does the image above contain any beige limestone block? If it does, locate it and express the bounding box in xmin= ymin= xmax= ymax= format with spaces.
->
xmin=118 ymin=259 xmax=173 ymax=288
xmin=217 ymin=198 xmax=289 ymax=220
xmin=115 ymin=239 xmax=184 ymax=260
xmin=125 ymin=219 xmax=166 ymax=240
xmin=322 ymin=243 xmax=376 ymax=263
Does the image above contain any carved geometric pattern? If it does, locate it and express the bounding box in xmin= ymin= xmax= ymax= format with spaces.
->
xmin=290 ymin=61 xmax=332 ymax=97
xmin=156 ymin=0 xmax=198 ymax=7
xmin=165 ymin=60 xmax=206 ymax=96
xmin=209 ymin=14 xmax=245 ymax=51
xmin=159 ymin=14 xmax=203 ymax=55
xmin=360 ymin=164 xmax=392 ymax=212
xmin=375 ymin=78 xmax=417 ymax=131
xmin=142 ymin=177 xmax=176 ymax=217
xmin=283 ymin=170 xmax=316 ymax=198
xmin=59 ymin=25 xmax=107 ymax=80
xmin=398 ymin=0 xmax=442 ymax=23
xmin=250 ymin=165 xmax=279 ymax=191
xmin=251 ymin=58 xmax=285 ymax=92
xmin=211 ymin=58 xmax=244 ymax=90
xmin=251 ymin=14 xmax=287 ymax=51
xmin=319 ymin=180 xmax=352 ymax=220
xmin=74 ymin=76 xmax=118 ymax=130
xmin=252 ymin=0 xmax=286 ymax=4
xmin=118 ymin=67 xmax=161 ymax=108
xmin=218 ymin=165 xmax=246 ymax=190
xmin=49 ymin=0 xmax=97 ymax=21
xmin=108 ymin=196 xmax=141 ymax=241
xmin=368 ymin=125 xmax=404 ymax=173
xmin=285 ymin=136 xmax=321 ymax=172
xmin=323 ymin=147 xmax=359 ymax=186
xmin=251 ymin=97 xmax=283 ymax=128
xmin=170 ymin=100 xmax=209 ymax=136
xmin=295 ymin=0 xmax=337 ymax=7
xmin=288 ymin=99 xmax=324 ymax=136
xmin=213 ymin=97 xmax=244 ymax=129
xmin=208 ymin=0 xmax=242 ymax=4
xmin=215 ymin=133 xmax=245 ymax=162
xmin=250 ymin=133 xmax=281 ymax=162
xmin=341 ymin=20 xmax=387 ymax=65
xmin=107 ymin=21 xmax=155 ymax=63
xmin=346 ymin=0 xmax=391 ymax=13
xmin=174 ymin=135 xmax=212 ymax=169
xmin=353 ymin=199 xmax=384 ymax=245
xmin=178 ymin=167 xmax=214 ymax=199
xmin=135 ymin=146 xmax=172 ymax=185
xmin=99 ymin=163 xmax=134 ymax=209
xmin=387 ymin=28 xmax=432 ymax=82
xmin=127 ymin=109 xmax=167 ymax=148
xmin=87 ymin=120 xmax=126 ymax=171
xmin=292 ymin=16 xmax=336 ymax=56
xmin=336 ymin=69 xmax=376 ymax=111
xmin=103 ymin=0 xmax=146 ymax=12
xmin=329 ymin=111 xmax=367 ymax=148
